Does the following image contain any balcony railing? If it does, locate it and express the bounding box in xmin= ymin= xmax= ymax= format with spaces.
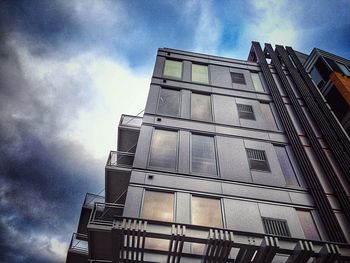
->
xmin=107 ymin=151 xmax=134 ymax=168
xmin=120 ymin=114 xmax=143 ymax=128
xmin=89 ymin=203 xmax=124 ymax=227
xmin=68 ymin=233 xmax=88 ymax=254
xmin=88 ymin=211 xmax=350 ymax=263
xmin=83 ymin=193 xmax=105 ymax=208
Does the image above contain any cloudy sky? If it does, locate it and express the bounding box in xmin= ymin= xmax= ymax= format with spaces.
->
xmin=0 ymin=0 xmax=349 ymax=262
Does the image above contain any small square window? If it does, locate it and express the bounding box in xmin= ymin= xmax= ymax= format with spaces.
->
xmin=231 ymin=72 xmax=246 ymax=84
xmin=246 ymin=148 xmax=270 ymax=172
xmin=237 ymin=104 xmax=255 ymax=120
xmin=262 ymin=217 xmax=290 ymax=237
xmin=192 ymin=64 xmax=209 ymax=84
xmin=164 ymin=60 xmax=182 ymax=79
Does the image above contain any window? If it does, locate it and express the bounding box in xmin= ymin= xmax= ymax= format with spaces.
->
xmin=275 ymin=146 xmax=299 ymax=186
xmin=297 ymin=210 xmax=320 ymax=240
xmin=149 ymin=129 xmax=178 ymax=170
xmin=336 ymin=62 xmax=350 ymax=76
xmin=164 ymin=60 xmax=182 ymax=79
xmin=260 ymin=103 xmax=278 ymax=130
xmin=246 ymin=148 xmax=270 ymax=172
xmin=231 ymin=72 xmax=246 ymax=84
xmin=191 ymin=196 xmax=222 ymax=228
xmin=191 ymin=93 xmax=212 ymax=122
xmin=157 ymin=88 xmax=180 ymax=117
xmin=262 ymin=217 xmax=291 ymax=237
xmin=251 ymin=72 xmax=264 ymax=92
xmin=192 ymin=64 xmax=209 ymax=84
xmin=192 ymin=134 xmax=217 ymax=175
xmin=141 ymin=191 xmax=174 ymax=222
xmin=237 ymin=104 xmax=255 ymax=120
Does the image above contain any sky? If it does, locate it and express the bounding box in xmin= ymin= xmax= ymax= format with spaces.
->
xmin=0 ymin=0 xmax=349 ymax=262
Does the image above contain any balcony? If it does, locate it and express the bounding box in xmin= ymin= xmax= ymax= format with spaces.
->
xmin=107 ymin=151 xmax=134 ymax=169
xmin=117 ymin=115 xmax=141 ymax=154
xmin=87 ymin=204 xmax=350 ymax=263
xmin=120 ymin=114 xmax=143 ymax=128
xmin=66 ymin=233 xmax=89 ymax=263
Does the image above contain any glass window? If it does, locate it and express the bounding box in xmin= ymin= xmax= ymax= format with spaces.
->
xmin=260 ymin=103 xmax=278 ymax=130
xmin=149 ymin=129 xmax=177 ymax=170
xmin=231 ymin=72 xmax=246 ymax=84
xmin=310 ymin=67 xmax=325 ymax=89
xmin=191 ymin=93 xmax=212 ymax=121
xmin=164 ymin=60 xmax=182 ymax=79
xmin=157 ymin=88 xmax=180 ymax=117
xmin=275 ymin=146 xmax=299 ymax=186
xmin=192 ymin=64 xmax=209 ymax=84
xmin=141 ymin=191 xmax=174 ymax=222
xmin=297 ymin=210 xmax=320 ymax=240
xmin=237 ymin=104 xmax=255 ymax=120
xmin=251 ymin=72 xmax=264 ymax=92
xmin=191 ymin=134 xmax=217 ymax=175
xmin=191 ymin=196 xmax=222 ymax=228
xmin=336 ymin=62 xmax=350 ymax=76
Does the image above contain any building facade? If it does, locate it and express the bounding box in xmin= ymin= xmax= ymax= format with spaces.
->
xmin=66 ymin=42 xmax=350 ymax=263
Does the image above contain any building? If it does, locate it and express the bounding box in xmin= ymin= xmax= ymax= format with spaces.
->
xmin=303 ymin=49 xmax=350 ymax=135
xmin=66 ymin=42 xmax=350 ymax=263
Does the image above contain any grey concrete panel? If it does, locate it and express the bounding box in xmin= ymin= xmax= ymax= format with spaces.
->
xmin=209 ymin=65 xmax=232 ymax=88
xmin=221 ymin=183 xmax=291 ymax=204
xmin=211 ymin=86 xmax=257 ymax=99
xmin=181 ymin=90 xmax=191 ymax=119
xmin=133 ymin=126 xmax=153 ymax=169
xmin=256 ymin=93 xmax=272 ymax=101
xmin=244 ymin=139 xmax=287 ymax=186
xmin=123 ymin=186 xmax=143 ymax=217
xmin=130 ymin=170 xmax=146 ymax=184
xmin=260 ymin=103 xmax=278 ymax=131
xmin=142 ymin=115 xmax=155 ymax=125
xmin=178 ymin=130 xmax=190 ymax=174
xmin=235 ymin=97 xmax=266 ymax=130
xmin=267 ymin=133 xmax=288 ymax=143
xmin=212 ymin=95 xmax=238 ymax=126
xmin=302 ymin=106 xmax=322 ymax=137
xmin=258 ymin=71 xmax=268 ymax=93
xmin=223 ymin=199 xmax=264 ymax=233
xmin=144 ymin=173 xmax=222 ymax=195
xmin=144 ymin=85 xmax=160 ymax=114
xmin=176 ymin=192 xmax=191 ymax=224
xmin=215 ymin=126 xmax=270 ymax=141
xmin=153 ymin=56 xmax=165 ymax=78
xmin=229 ymin=67 xmax=255 ymax=91
xmin=286 ymin=104 xmax=305 ymax=135
xmin=258 ymin=203 xmax=305 ymax=238
xmin=286 ymin=75 xmax=301 ymax=98
xmin=270 ymin=102 xmax=284 ymax=131
xmin=183 ymin=61 xmax=192 ymax=82
xmin=286 ymin=146 xmax=305 ymax=187
xmin=153 ymin=117 xmax=216 ymax=134
xmin=288 ymin=192 xmax=314 ymax=206
xmin=217 ymin=136 xmax=251 ymax=182
xmin=335 ymin=212 xmax=350 ymax=242
xmin=272 ymin=73 xmax=286 ymax=96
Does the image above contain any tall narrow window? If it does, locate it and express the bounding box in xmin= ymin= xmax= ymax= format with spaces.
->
xmin=191 ymin=196 xmax=222 ymax=228
xmin=192 ymin=134 xmax=217 ymax=175
xmin=251 ymin=72 xmax=264 ymax=92
xmin=260 ymin=103 xmax=278 ymax=130
xmin=141 ymin=191 xmax=174 ymax=222
xmin=237 ymin=104 xmax=255 ymax=120
xmin=262 ymin=217 xmax=291 ymax=237
xmin=191 ymin=93 xmax=212 ymax=122
xmin=297 ymin=210 xmax=320 ymax=240
xmin=246 ymin=148 xmax=270 ymax=172
xmin=149 ymin=129 xmax=178 ymax=170
xmin=164 ymin=60 xmax=182 ymax=79
xmin=231 ymin=72 xmax=246 ymax=84
xmin=157 ymin=88 xmax=180 ymax=117
xmin=275 ymin=146 xmax=299 ymax=186
xmin=192 ymin=64 xmax=209 ymax=84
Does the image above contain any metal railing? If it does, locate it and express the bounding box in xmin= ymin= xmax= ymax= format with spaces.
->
xmin=89 ymin=203 xmax=124 ymax=226
xmin=68 ymin=233 xmax=88 ymax=254
xmin=83 ymin=193 xmax=105 ymax=208
xmin=107 ymin=151 xmax=134 ymax=168
xmin=120 ymin=114 xmax=143 ymax=127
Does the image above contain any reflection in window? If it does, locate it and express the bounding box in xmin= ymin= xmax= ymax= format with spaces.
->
xmin=191 ymin=93 xmax=212 ymax=122
xmin=192 ymin=64 xmax=209 ymax=84
xmin=336 ymin=62 xmax=350 ymax=76
xmin=149 ymin=130 xmax=177 ymax=170
xmin=164 ymin=60 xmax=182 ymax=79
xmin=191 ymin=196 xmax=222 ymax=228
xmin=251 ymin=72 xmax=264 ymax=92
xmin=192 ymin=135 xmax=217 ymax=175
xmin=275 ymin=146 xmax=299 ymax=186
xmin=157 ymin=88 xmax=180 ymax=117
xmin=297 ymin=210 xmax=320 ymax=240
xmin=310 ymin=67 xmax=325 ymax=89
xmin=141 ymin=191 xmax=174 ymax=222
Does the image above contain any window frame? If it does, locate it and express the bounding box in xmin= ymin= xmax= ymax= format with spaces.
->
xmin=237 ymin=103 xmax=256 ymax=120
xmin=156 ymin=87 xmax=181 ymax=117
xmin=148 ymin=128 xmax=179 ymax=171
xmin=190 ymin=92 xmax=214 ymax=122
xmin=191 ymin=63 xmax=210 ymax=84
xmin=190 ymin=133 xmax=219 ymax=176
xmin=163 ymin=59 xmax=183 ymax=80
xmin=246 ymin=148 xmax=271 ymax=172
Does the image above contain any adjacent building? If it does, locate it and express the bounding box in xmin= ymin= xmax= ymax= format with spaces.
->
xmin=66 ymin=42 xmax=350 ymax=263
